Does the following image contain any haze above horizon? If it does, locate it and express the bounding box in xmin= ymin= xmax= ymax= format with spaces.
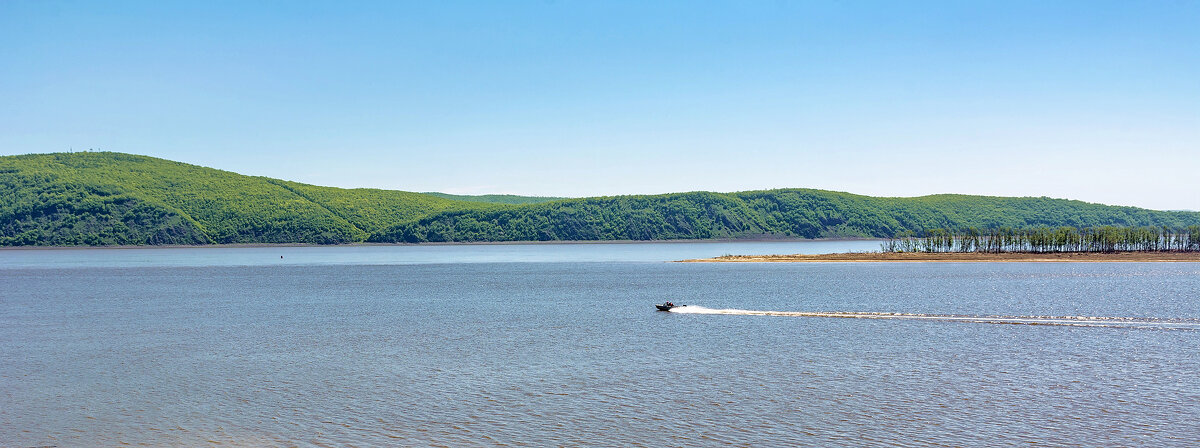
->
xmin=2 ymin=1 xmax=1196 ymax=211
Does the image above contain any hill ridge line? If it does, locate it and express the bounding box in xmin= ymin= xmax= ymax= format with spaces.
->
xmin=3 ymin=151 xmax=1200 ymax=246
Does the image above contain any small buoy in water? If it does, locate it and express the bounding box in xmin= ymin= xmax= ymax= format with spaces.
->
xmin=280 ymin=255 xmax=284 ymax=259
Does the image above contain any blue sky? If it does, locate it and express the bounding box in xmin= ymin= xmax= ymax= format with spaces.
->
xmin=2 ymin=1 xmax=1197 ymax=210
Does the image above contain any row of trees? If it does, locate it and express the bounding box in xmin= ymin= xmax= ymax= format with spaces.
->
xmin=882 ymin=226 xmax=1200 ymax=253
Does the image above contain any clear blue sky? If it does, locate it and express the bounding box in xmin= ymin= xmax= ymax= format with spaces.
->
xmin=2 ymin=1 xmax=1197 ymax=210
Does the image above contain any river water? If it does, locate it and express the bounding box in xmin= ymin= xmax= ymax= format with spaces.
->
xmin=2 ymin=241 xmax=1198 ymax=447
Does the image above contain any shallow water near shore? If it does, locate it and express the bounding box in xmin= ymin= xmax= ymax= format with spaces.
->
xmin=2 ymin=242 xmax=1199 ymax=446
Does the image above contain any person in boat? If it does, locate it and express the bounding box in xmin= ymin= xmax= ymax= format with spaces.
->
xmin=664 ymin=301 xmax=674 ymax=307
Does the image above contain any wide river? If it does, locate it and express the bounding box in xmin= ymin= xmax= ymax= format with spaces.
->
xmin=2 ymin=241 xmax=1198 ymax=447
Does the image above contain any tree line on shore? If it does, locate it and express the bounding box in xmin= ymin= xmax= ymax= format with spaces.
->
xmin=882 ymin=226 xmax=1200 ymax=253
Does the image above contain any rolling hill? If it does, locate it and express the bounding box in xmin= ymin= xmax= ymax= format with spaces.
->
xmin=2 ymin=152 xmax=1198 ymax=246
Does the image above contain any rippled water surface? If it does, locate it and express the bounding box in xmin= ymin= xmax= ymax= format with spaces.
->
xmin=2 ymin=243 xmax=1199 ymax=447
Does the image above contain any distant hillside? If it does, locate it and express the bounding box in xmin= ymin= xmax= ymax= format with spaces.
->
xmin=3 ymin=152 xmax=1199 ymax=246
xmin=422 ymin=192 xmax=568 ymax=205
xmin=0 ymin=152 xmax=466 ymax=245
xmin=370 ymin=190 xmax=1200 ymax=243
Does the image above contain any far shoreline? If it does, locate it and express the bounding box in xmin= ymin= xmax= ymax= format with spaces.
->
xmin=0 ymin=236 xmax=878 ymax=251
xmin=681 ymin=251 xmax=1200 ymax=263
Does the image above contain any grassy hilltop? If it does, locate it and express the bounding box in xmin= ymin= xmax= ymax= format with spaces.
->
xmin=2 ymin=152 xmax=1199 ymax=246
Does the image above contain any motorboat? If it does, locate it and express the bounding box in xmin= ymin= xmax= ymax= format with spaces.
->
xmin=656 ymin=302 xmax=683 ymax=311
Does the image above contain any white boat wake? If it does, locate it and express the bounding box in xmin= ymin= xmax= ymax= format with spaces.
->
xmin=667 ymin=306 xmax=1200 ymax=330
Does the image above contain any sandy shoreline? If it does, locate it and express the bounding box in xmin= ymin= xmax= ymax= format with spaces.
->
xmin=682 ymin=252 xmax=1200 ymax=263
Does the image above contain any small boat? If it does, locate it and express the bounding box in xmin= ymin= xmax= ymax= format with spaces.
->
xmin=656 ymin=302 xmax=683 ymax=311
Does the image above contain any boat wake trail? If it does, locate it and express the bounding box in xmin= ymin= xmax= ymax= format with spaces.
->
xmin=668 ymin=306 xmax=1200 ymax=330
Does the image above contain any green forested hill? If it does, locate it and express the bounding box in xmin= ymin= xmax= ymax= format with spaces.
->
xmin=371 ymin=190 xmax=1200 ymax=243
xmin=0 ymin=152 xmax=463 ymax=245
xmin=2 ymin=152 xmax=1199 ymax=246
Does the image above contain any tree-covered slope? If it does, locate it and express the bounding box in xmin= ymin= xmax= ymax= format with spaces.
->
xmin=3 ymin=152 xmax=1199 ymax=246
xmin=369 ymin=192 xmax=772 ymax=243
xmin=734 ymin=190 xmax=1200 ymax=238
xmin=0 ymin=152 xmax=463 ymax=245
xmin=267 ymin=180 xmax=466 ymax=234
xmin=0 ymin=166 xmax=211 ymax=246
xmin=371 ymin=189 xmax=1200 ymax=243
xmin=2 ymin=152 xmax=359 ymax=244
